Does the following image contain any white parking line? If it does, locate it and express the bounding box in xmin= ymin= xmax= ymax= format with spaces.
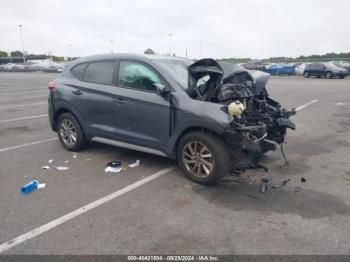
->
xmin=0 ymin=114 xmax=48 ymax=123
xmin=0 ymin=95 xmax=48 ymax=101
xmin=0 ymin=167 xmax=174 ymax=253
xmin=0 ymin=102 xmax=46 ymax=109
xmin=1 ymin=90 xmax=47 ymax=96
xmin=0 ymin=137 xmax=57 ymax=153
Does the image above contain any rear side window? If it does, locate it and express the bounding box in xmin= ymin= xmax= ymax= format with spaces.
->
xmin=118 ymin=61 xmax=161 ymax=92
xmin=83 ymin=61 xmax=115 ymax=85
xmin=71 ymin=63 xmax=87 ymax=80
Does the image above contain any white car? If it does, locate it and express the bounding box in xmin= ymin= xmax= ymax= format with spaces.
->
xmin=295 ymin=63 xmax=309 ymax=76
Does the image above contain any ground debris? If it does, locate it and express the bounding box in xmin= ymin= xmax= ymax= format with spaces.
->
xmin=128 ymin=160 xmax=140 ymax=168
xmin=55 ymin=166 xmax=70 ymax=171
xmin=105 ymin=161 xmax=123 ymax=173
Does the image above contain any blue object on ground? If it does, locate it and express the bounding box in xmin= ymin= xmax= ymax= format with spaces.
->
xmin=21 ymin=180 xmax=39 ymax=194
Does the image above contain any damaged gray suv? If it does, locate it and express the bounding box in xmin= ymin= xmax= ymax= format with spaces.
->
xmin=48 ymin=54 xmax=295 ymax=185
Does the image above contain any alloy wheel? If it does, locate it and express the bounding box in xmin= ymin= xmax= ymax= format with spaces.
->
xmin=60 ymin=119 xmax=77 ymax=147
xmin=182 ymin=141 xmax=214 ymax=178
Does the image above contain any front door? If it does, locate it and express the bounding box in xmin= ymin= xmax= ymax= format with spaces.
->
xmin=111 ymin=60 xmax=171 ymax=151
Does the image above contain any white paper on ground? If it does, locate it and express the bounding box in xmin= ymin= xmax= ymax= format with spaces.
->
xmin=128 ymin=160 xmax=140 ymax=168
xmin=55 ymin=166 xmax=70 ymax=171
xmin=104 ymin=166 xmax=122 ymax=173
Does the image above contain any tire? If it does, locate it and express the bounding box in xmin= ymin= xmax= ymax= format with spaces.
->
xmin=57 ymin=113 xmax=87 ymax=151
xmin=177 ymin=131 xmax=231 ymax=186
xmin=303 ymin=71 xmax=309 ymax=78
xmin=326 ymin=72 xmax=332 ymax=79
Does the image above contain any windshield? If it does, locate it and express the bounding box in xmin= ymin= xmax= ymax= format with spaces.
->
xmin=154 ymin=59 xmax=191 ymax=90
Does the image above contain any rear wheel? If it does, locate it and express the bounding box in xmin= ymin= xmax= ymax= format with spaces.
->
xmin=303 ymin=71 xmax=309 ymax=78
xmin=57 ymin=113 xmax=87 ymax=151
xmin=177 ymin=131 xmax=231 ymax=186
xmin=326 ymin=72 xmax=332 ymax=79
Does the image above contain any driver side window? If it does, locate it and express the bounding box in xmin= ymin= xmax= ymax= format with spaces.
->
xmin=118 ymin=61 xmax=161 ymax=92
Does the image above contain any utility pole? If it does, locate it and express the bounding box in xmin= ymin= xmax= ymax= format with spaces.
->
xmin=185 ymin=48 xmax=188 ymax=59
xmin=168 ymin=33 xmax=173 ymax=56
xmin=18 ymin=24 xmax=25 ymax=63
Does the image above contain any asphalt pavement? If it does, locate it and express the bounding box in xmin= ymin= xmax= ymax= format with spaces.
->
xmin=0 ymin=72 xmax=349 ymax=254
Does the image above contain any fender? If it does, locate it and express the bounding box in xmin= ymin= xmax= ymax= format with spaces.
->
xmin=52 ymin=100 xmax=85 ymax=132
xmin=166 ymin=116 xmax=227 ymax=156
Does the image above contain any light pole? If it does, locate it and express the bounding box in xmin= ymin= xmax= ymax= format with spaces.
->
xmin=18 ymin=24 xmax=25 ymax=63
xmin=110 ymin=40 xmax=114 ymax=53
xmin=68 ymin=43 xmax=72 ymax=61
xmin=168 ymin=33 xmax=173 ymax=56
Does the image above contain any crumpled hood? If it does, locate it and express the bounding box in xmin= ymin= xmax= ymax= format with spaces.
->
xmin=188 ymin=59 xmax=270 ymax=95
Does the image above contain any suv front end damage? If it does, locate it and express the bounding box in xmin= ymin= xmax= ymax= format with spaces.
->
xmin=187 ymin=59 xmax=296 ymax=172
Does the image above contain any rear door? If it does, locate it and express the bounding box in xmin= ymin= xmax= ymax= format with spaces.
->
xmin=314 ymin=63 xmax=323 ymax=76
xmin=111 ymin=60 xmax=171 ymax=151
xmin=69 ymin=60 xmax=118 ymax=139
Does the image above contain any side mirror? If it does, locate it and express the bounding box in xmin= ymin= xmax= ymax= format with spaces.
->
xmin=154 ymin=83 xmax=171 ymax=96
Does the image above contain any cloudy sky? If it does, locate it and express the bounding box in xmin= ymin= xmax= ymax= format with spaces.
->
xmin=0 ymin=0 xmax=349 ymax=59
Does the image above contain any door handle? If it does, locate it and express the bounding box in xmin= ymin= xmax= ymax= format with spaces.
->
xmin=111 ymin=98 xmax=127 ymax=105
xmin=72 ymin=90 xmax=82 ymax=95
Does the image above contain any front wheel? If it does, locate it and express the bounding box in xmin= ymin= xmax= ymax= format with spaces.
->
xmin=57 ymin=113 xmax=87 ymax=151
xmin=303 ymin=71 xmax=309 ymax=78
xmin=326 ymin=72 xmax=332 ymax=79
xmin=177 ymin=131 xmax=231 ymax=186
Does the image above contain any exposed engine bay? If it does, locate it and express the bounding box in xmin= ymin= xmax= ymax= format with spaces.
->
xmin=187 ymin=59 xmax=296 ymax=171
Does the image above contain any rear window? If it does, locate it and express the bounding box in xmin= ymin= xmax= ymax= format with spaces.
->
xmin=71 ymin=63 xmax=87 ymax=80
xmin=83 ymin=61 xmax=115 ymax=85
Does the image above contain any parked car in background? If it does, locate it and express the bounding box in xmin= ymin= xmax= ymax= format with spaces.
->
xmin=48 ymin=54 xmax=295 ymax=185
xmin=331 ymin=61 xmax=350 ymax=74
xmin=265 ymin=63 xmax=295 ymax=75
xmin=242 ymin=61 xmax=268 ymax=71
xmin=295 ymin=63 xmax=309 ymax=76
xmin=303 ymin=62 xmax=348 ymax=79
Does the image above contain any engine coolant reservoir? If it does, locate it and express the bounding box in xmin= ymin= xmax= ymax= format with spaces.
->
xmin=228 ymin=101 xmax=245 ymax=117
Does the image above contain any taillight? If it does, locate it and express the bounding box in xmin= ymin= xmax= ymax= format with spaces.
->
xmin=48 ymin=81 xmax=55 ymax=91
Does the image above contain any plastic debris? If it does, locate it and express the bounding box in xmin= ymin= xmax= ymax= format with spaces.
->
xmin=73 ymin=153 xmax=77 ymax=159
xmin=37 ymin=183 xmax=46 ymax=189
xmin=48 ymin=159 xmax=54 ymax=163
xmin=41 ymin=166 xmax=50 ymax=170
xmin=128 ymin=160 xmax=140 ymax=168
xmin=64 ymin=160 xmax=69 ymax=164
xmin=105 ymin=161 xmax=122 ymax=173
xmin=301 ymin=177 xmax=306 ymax=183
xmin=294 ymin=186 xmax=301 ymax=193
xmin=21 ymin=180 xmax=39 ymax=194
xmin=260 ymin=177 xmax=271 ymax=193
xmin=55 ymin=166 xmax=70 ymax=171
xmin=282 ymin=179 xmax=291 ymax=186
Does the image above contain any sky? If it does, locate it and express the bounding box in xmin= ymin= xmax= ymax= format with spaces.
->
xmin=0 ymin=0 xmax=349 ymax=59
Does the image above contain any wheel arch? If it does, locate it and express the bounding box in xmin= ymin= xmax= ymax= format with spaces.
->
xmin=170 ymin=126 xmax=224 ymax=160
xmin=52 ymin=103 xmax=84 ymax=132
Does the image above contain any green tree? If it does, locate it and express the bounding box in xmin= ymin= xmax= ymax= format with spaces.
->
xmin=144 ymin=48 xmax=155 ymax=55
xmin=0 ymin=50 xmax=8 ymax=57
xmin=10 ymin=50 xmax=23 ymax=57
